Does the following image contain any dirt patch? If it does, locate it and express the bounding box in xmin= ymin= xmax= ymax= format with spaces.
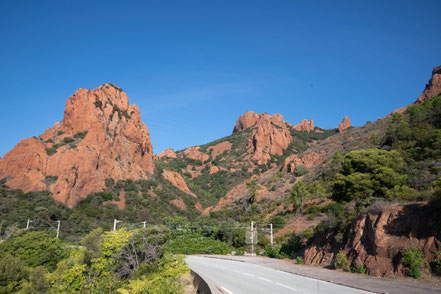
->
xmin=208 ymin=141 xmax=232 ymax=158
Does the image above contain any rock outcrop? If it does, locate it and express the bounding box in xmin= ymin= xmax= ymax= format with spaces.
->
xmin=293 ymin=119 xmax=315 ymax=132
xmin=416 ymin=65 xmax=441 ymax=104
xmin=282 ymin=151 xmax=325 ymax=173
xmin=338 ymin=116 xmax=351 ymax=132
xmin=183 ymin=146 xmax=209 ymax=162
xmin=0 ymin=84 xmax=155 ymax=207
xmin=156 ymin=148 xmax=177 ymax=159
xmin=162 ymin=169 xmax=197 ymax=198
xmin=233 ymin=111 xmax=292 ymax=164
xmin=303 ymin=202 xmax=441 ymax=277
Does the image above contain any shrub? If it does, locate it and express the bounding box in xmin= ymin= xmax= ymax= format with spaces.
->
xmin=279 ymin=233 xmax=304 ymax=258
xmin=264 ymin=244 xmax=285 ymax=259
xmin=402 ymin=247 xmax=425 ymax=278
xmin=45 ymin=147 xmax=57 ymax=156
xmin=334 ymin=253 xmax=349 ymax=271
xmin=0 ymin=255 xmax=28 ymax=293
xmin=294 ymin=165 xmax=309 ymax=177
xmin=351 ymin=263 xmax=366 ymax=274
xmin=0 ymin=231 xmax=66 ymax=271
xmin=43 ymin=175 xmax=58 ymax=185
xmin=296 ymin=256 xmax=303 ymax=264
xmin=166 ymin=233 xmax=230 ymax=255
xmin=432 ymin=251 xmax=441 ymax=275
xmin=63 ymin=137 xmax=75 ymax=144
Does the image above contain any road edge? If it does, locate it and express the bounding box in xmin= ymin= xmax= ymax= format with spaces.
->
xmin=191 ymin=269 xmax=223 ymax=294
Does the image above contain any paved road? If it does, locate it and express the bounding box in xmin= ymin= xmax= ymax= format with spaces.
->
xmin=186 ymin=255 xmax=372 ymax=294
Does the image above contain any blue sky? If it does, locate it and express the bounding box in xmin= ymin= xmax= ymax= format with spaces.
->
xmin=1 ymin=0 xmax=440 ymax=157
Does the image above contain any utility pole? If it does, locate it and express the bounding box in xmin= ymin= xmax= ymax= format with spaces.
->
xmin=56 ymin=221 xmax=60 ymax=239
xmin=26 ymin=219 xmax=32 ymax=229
xmin=250 ymin=221 xmax=255 ymax=255
xmin=141 ymin=221 xmax=146 ymax=229
xmin=113 ymin=219 xmax=121 ymax=231
xmin=269 ymin=224 xmax=273 ymax=246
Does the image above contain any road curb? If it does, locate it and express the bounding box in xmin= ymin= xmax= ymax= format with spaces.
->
xmin=191 ymin=269 xmax=223 ymax=294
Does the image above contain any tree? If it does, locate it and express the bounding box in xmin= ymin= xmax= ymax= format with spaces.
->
xmin=331 ymin=149 xmax=408 ymax=202
xmin=0 ymin=255 xmax=28 ymax=293
xmin=0 ymin=231 xmax=66 ymax=271
xmin=290 ymin=181 xmax=309 ymax=212
xmin=293 ymin=165 xmax=308 ymax=177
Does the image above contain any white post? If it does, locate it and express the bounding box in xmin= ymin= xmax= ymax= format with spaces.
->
xmin=26 ymin=219 xmax=32 ymax=229
xmin=56 ymin=221 xmax=60 ymax=239
xmin=113 ymin=219 xmax=121 ymax=231
xmin=250 ymin=221 xmax=254 ymax=254
xmin=141 ymin=221 xmax=146 ymax=229
xmin=270 ymin=223 xmax=273 ymax=246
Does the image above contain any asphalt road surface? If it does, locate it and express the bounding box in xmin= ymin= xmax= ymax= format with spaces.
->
xmin=186 ymin=255 xmax=373 ymax=294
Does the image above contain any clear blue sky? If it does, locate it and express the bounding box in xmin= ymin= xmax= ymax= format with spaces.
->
xmin=1 ymin=0 xmax=440 ymax=157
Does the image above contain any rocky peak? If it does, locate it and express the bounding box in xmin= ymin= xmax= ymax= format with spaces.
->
xmin=233 ymin=111 xmax=292 ymax=164
xmin=416 ymin=65 xmax=441 ymax=104
xmin=338 ymin=115 xmax=351 ymax=132
xmin=156 ymin=148 xmax=177 ymax=159
xmin=232 ymin=111 xmax=260 ymax=133
xmin=0 ymin=84 xmax=155 ymax=207
xmin=293 ymin=119 xmax=315 ymax=132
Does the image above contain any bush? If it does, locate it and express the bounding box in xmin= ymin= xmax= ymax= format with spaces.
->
xmin=334 ymin=253 xmax=349 ymax=271
xmin=264 ymin=244 xmax=285 ymax=259
xmin=63 ymin=137 xmax=75 ymax=144
xmin=0 ymin=231 xmax=66 ymax=271
xmin=294 ymin=165 xmax=309 ymax=177
xmin=432 ymin=251 xmax=441 ymax=275
xmin=166 ymin=233 xmax=230 ymax=255
xmin=402 ymin=247 xmax=425 ymax=278
xmin=0 ymin=255 xmax=28 ymax=294
xmin=351 ymin=263 xmax=366 ymax=274
xmin=296 ymin=256 xmax=303 ymax=264
xmin=45 ymin=147 xmax=57 ymax=156
xmin=279 ymin=233 xmax=304 ymax=258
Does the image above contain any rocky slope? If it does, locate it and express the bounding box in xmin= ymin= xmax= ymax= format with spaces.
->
xmin=304 ymin=202 xmax=441 ymax=277
xmin=0 ymin=84 xmax=155 ymax=207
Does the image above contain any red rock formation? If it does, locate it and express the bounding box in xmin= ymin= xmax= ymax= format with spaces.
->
xmin=194 ymin=202 xmax=203 ymax=212
xmin=162 ymin=169 xmax=197 ymax=198
xmin=234 ymin=111 xmax=292 ymax=164
xmin=170 ymin=197 xmax=187 ymax=210
xmin=293 ymin=119 xmax=315 ymax=132
xmin=156 ymin=148 xmax=177 ymax=159
xmin=0 ymin=84 xmax=155 ymax=207
xmin=207 ymin=141 xmax=232 ymax=158
xmin=303 ymin=202 xmax=441 ymax=277
xmin=209 ymin=165 xmax=219 ymax=174
xmin=183 ymin=146 xmax=209 ymax=162
xmin=387 ymin=65 xmax=441 ymax=117
xmin=416 ymin=65 xmax=441 ymax=103
xmin=232 ymin=111 xmax=260 ymax=133
xmin=338 ymin=116 xmax=351 ymax=132
xmin=282 ymin=151 xmax=325 ymax=173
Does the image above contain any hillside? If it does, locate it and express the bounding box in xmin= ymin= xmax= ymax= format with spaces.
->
xmin=0 ymin=66 xmax=441 ymax=281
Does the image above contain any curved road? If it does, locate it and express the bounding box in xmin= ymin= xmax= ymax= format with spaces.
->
xmin=186 ymin=255 xmax=372 ymax=294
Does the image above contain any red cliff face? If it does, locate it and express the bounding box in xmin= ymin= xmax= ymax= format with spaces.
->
xmin=304 ymin=202 xmax=441 ymax=277
xmin=233 ymin=111 xmax=292 ymax=164
xmin=0 ymin=84 xmax=155 ymax=207
xmin=416 ymin=65 xmax=441 ymax=104
xmin=293 ymin=119 xmax=315 ymax=132
xmin=338 ymin=115 xmax=351 ymax=132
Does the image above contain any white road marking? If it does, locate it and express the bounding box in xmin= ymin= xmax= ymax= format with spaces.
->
xmin=276 ymin=282 xmax=297 ymax=291
xmin=221 ymin=286 xmax=234 ymax=294
xmin=257 ymin=276 xmax=273 ymax=283
xmin=243 ymin=272 xmax=255 ymax=277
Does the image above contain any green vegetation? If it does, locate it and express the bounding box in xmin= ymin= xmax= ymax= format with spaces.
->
xmin=44 ymin=147 xmax=57 ymax=156
xmin=0 ymin=227 xmax=189 ymax=293
xmin=432 ymin=251 xmax=441 ymax=275
xmin=167 ymin=233 xmax=231 ymax=254
xmin=402 ymin=247 xmax=425 ymax=278
xmin=334 ymin=253 xmax=350 ymax=271
xmin=331 ymin=149 xmax=408 ymax=202
xmin=293 ymin=165 xmax=308 ymax=177
xmin=351 ymin=263 xmax=366 ymax=274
